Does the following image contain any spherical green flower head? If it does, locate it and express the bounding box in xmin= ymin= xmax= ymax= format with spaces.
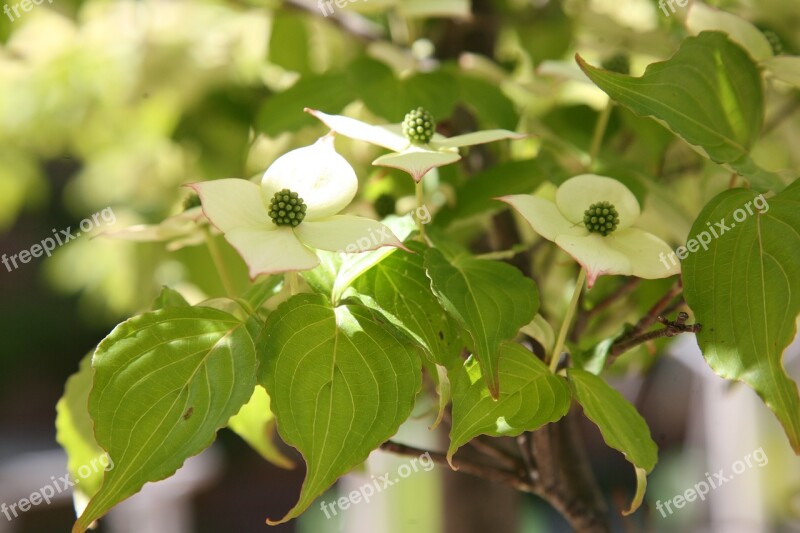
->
xmin=183 ymin=193 xmax=202 ymax=211
xmin=374 ymin=193 xmax=397 ymax=218
xmin=583 ymin=201 xmax=619 ymax=236
xmin=403 ymin=107 xmax=436 ymax=145
xmin=762 ymin=30 xmax=783 ymax=56
xmin=268 ymin=189 xmax=308 ymax=227
xmin=602 ymin=53 xmax=630 ymax=75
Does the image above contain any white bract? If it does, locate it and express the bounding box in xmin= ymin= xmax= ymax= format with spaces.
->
xmin=191 ymin=136 xmax=406 ymax=278
xmin=305 ymin=108 xmax=527 ymax=182
xmin=501 ymin=175 xmax=680 ymax=288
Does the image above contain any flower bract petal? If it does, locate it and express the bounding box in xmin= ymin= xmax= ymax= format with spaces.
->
xmin=499 ymin=194 xmax=586 ymax=241
xmin=261 ymin=136 xmax=358 ymax=221
xmin=555 ymin=175 xmax=640 ymax=229
xmin=305 ymin=109 xmax=410 ymax=152
xmin=555 ymin=233 xmax=632 ymax=288
xmin=431 ymin=130 xmax=528 ymax=149
xmin=373 ymin=148 xmax=461 ymax=182
xmin=190 ymin=179 xmax=271 ymax=233
xmin=603 ymin=228 xmax=681 ymax=279
xmin=294 ymin=215 xmax=407 ymax=253
xmin=225 ymin=227 xmax=319 ymax=278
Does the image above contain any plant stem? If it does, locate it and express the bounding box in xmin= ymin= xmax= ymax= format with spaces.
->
xmin=589 ymin=100 xmax=613 ymax=169
xmin=286 ymin=272 xmax=300 ymax=296
xmin=548 ymin=268 xmax=586 ymax=372
xmin=415 ymin=179 xmax=426 ymax=242
xmin=204 ymin=228 xmax=235 ymax=297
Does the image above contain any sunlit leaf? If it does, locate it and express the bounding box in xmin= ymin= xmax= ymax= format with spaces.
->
xmin=683 ymin=181 xmax=800 ymax=453
xmin=425 ymin=248 xmax=539 ymax=398
xmin=448 ymin=343 xmax=570 ymax=463
xmin=259 ymin=294 xmax=421 ymax=524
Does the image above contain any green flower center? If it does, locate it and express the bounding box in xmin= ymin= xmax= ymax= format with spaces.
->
xmin=762 ymin=30 xmax=783 ymax=56
xmin=403 ymin=107 xmax=436 ymax=145
xmin=268 ymin=189 xmax=307 ymax=227
xmin=583 ymin=201 xmax=619 ymax=236
xmin=601 ymin=53 xmax=630 ymax=75
xmin=373 ymin=193 xmax=397 ymax=219
xmin=183 ymin=193 xmax=202 ymax=211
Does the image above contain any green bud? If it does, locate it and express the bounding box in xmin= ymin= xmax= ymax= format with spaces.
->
xmin=374 ymin=193 xmax=397 ymax=219
xmin=183 ymin=193 xmax=202 ymax=211
xmin=762 ymin=30 xmax=783 ymax=56
xmin=583 ymin=201 xmax=619 ymax=236
xmin=268 ymin=188 xmax=307 ymax=227
xmin=602 ymin=53 xmax=630 ymax=75
xmin=403 ymin=107 xmax=436 ymax=145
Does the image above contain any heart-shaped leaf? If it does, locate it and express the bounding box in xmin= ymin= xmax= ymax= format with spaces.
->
xmin=260 ymin=294 xmax=421 ymax=524
xmin=73 ymin=307 xmax=259 ymax=532
xmin=351 ymin=241 xmax=462 ymax=367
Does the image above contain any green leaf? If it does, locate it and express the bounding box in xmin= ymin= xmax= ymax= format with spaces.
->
xmin=683 ymin=181 xmax=800 ymax=453
xmin=447 ymin=342 xmax=571 ymax=462
xmin=152 ymin=286 xmax=190 ymax=310
xmin=227 ymin=385 xmax=295 ymax=469
xmin=350 ymin=241 xmax=462 ymax=367
xmin=268 ymin=13 xmax=312 ymax=75
xmin=332 ymin=214 xmax=418 ymax=303
xmin=568 ymin=368 xmax=657 ymax=515
xmin=257 ymin=73 xmax=353 ymax=136
xmin=577 ymin=32 xmax=783 ymax=192
xmin=455 ymin=73 xmax=518 ymax=130
xmin=425 ymin=248 xmax=539 ymax=398
xmin=260 ymin=294 xmax=421 ymax=524
xmin=56 ymin=353 xmax=109 ymax=501
xmin=73 ymin=307 xmax=259 ymax=532
xmin=435 ymin=158 xmax=555 ymax=226
xmin=240 ymin=276 xmax=282 ymax=313
xmin=350 ymin=58 xmax=458 ymax=122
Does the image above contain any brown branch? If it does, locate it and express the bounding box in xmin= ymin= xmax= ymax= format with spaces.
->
xmin=573 ymin=278 xmax=641 ymax=340
xmin=608 ymin=311 xmax=701 ymax=361
xmin=619 ymin=280 xmax=682 ymax=342
xmin=380 ymin=441 xmax=536 ymax=494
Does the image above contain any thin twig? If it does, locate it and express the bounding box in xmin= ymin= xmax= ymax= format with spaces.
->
xmin=619 ymin=280 xmax=682 ymax=342
xmin=609 ymin=312 xmax=701 ymax=358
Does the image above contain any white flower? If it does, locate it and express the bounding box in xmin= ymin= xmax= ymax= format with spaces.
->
xmin=305 ymin=108 xmax=527 ymax=182
xmin=190 ymin=136 xmax=406 ymax=278
xmin=500 ymin=175 xmax=680 ymax=288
